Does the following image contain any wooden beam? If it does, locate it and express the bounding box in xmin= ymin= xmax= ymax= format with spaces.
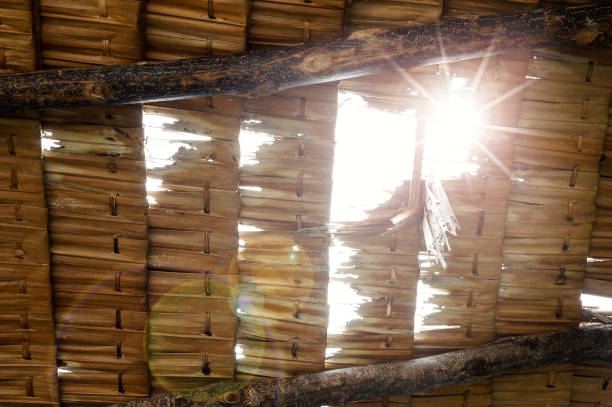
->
xmin=382 ymin=119 xmax=426 ymax=236
xmin=1 ymin=4 xmax=612 ymax=114
xmin=114 ymin=325 xmax=612 ymax=407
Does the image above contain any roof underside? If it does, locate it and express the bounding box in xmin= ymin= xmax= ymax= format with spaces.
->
xmin=0 ymin=0 xmax=611 ymax=406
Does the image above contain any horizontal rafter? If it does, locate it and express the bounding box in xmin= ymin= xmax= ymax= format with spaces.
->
xmin=0 ymin=4 xmax=611 ymax=113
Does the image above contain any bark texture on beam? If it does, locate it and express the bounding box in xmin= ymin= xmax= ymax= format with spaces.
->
xmin=1 ymin=4 xmax=612 ymax=114
xmin=115 ymin=325 xmax=612 ymax=407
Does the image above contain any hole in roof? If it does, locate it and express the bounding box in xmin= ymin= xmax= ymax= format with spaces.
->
xmin=326 ymin=75 xmax=486 ymax=361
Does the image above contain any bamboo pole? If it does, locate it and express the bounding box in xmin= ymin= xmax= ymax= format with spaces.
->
xmin=1 ymin=4 xmax=611 ymax=113
xmin=113 ymin=325 xmax=612 ymax=407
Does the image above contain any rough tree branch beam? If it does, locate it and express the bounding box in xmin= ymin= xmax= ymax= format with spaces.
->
xmin=1 ymin=4 xmax=612 ymax=114
xmin=115 ymin=325 xmax=612 ymax=407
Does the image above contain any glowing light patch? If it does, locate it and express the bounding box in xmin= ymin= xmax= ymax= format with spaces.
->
xmin=327 ymin=280 xmax=369 ymax=335
xmin=414 ymin=280 xmax=459 ymax=333
xmin=143 ymin=111 xmax=178 ymax=128
xmin=235 ymin=344 xmax=245 ymax=360
xmin=239 ymin=185 xmax=263 ymax=192
xmin=424 ymin=95 xmax=482 ymax=180
xmin=325 ymin=348 xmax=342 ymax=358
xmin=582 ymin=293 xmax=612 ymax=311
xmin=41 ymin=130 xmax=61 ymax=151
xmin=331 ymin=91 xmax=416 ymax=223
xmin=144 ymin=111 xmax=213 ymax=170
xmin=239 ymin=129 xmax=275 ymax=167
xmin=146 ymin=177 xmax=167 ymax=192
xmin=327 ymin=242 xmax=371 ymax=336
xmin=238 ymin=224 xmax=263 ymax=232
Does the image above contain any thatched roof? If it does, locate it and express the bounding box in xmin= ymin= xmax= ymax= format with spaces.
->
xmin=0 ymin=0 xmax=611 ymax=406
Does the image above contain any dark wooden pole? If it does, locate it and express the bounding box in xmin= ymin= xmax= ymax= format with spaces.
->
xmin=1 ymin=4 xmax=611 ymax=114
xmin=114 ymin=325 xmax=612 ymax=407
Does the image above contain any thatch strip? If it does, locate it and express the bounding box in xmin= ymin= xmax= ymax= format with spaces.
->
xmin=492 ymin=364 xmax=574 ymax=407
xmin=143 ymin=98 xmax=241 ymax=394
xmin=406 ymin=55 xmax=526 ymax=356
xmin=40 ymin=0 xmax=145 ymax=68
xmin=321 ymin=76 xmax=419 ymax=370
xmin=445 ymin=0 xmax=536 ymax=17
xmin=42 ymin=106 xmax=149 ymax=405
xmin=497 ymin=55 xmax=611 ymax=338
xmin=349 ymin=0 xmax=442 ymax=29
xmin=583 ymin=94 xmax=612 ymax=298
xmin=236 ymin=84 xmax=335 ymax=377
xmin=0 ymin=0 xmax=37 ymax=72
xmin=571 ymin=360 xmax=612 ymax=406
xmin=249 ymin=1 xmax=345 ymax=46
xmin=0 ymin=116 xmax=58 ymax=406
xmin=146 ymin=0 xmax=248 ymax=60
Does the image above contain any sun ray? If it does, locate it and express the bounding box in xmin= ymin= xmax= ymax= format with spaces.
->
xmin=468 ymin=38 xmax=499 ymax=99
xmin=472 ymin=137 xmax=513 ymax=178
xmin=435 ymin=22 xmax=453 ymax=92
xmin=387 ymin=57 xmax=439 ymax=106
xmin=479 ymin=79 xmax=534 ymax=113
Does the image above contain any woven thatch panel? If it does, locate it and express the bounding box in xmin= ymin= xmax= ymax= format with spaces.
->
xmin=401 ymin=54 xmax=527 ymax=355
xmin=146 ymin=0 xmax=248 ymax=60
xmin=144 ymin=97 xmax=241 ymax=394
xmin=40 ymin=0 xmax=145 ymax=67
xmin=0 ymin=116 xmax=58 ymax=406
xmin=492 ymin=364 xmax=573 ymax=406
xmin=248 ymin=1 xmax=346 ymax=46
xmin=413 ymin=380 xmax=492 ymax=407
xmin=496 ymin=55 xmax=612 ymax=336
xmin=444 ymin=0 xmax=537 ymax=17
xmin=0 ymin=0 xmax=37 ymax=72
xmin=571 ymin=360 xmax=612 ymax=407
xmin=346 ymin=0 xmax=535 ymax=30
xmin=325 ymin=227 xmax=419 ymax=369
xmin=338 ymin=380 xmax=492 ymax=407
xmin=584 ymin=98 xmax=612 ymax=298
xmin=42 ymin=106 xmax=149 ymax=405
xmin=324 ymin=74 xmax=422 ymax=369
xmin=348 ymin=0 xmax=442 ymax=29
xmin=236 ymin=84 xmax=336 ymax=377
xmin=331 ymin=54 xmax=528 ymax=407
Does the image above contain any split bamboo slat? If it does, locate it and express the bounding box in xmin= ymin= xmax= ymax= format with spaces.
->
xmin=248 ymin=0 xmax=347 ymax=46
xmin=145 ymin=0 xmax=249 ymax=60
xmin=0 ymin=0 xmax=37 ymax=72
xmin=386 ymin=53 xmax=528 ymax=407
xmin=571 ymin=360 xmax=612 ymax=407
xmin=371 ymin=53 xmax=526 ymax=356
xmin=143 ymin=97 xmax=241 ymax=393
xmin=540 ymin=0 xmax=590 ymax=7
xmin=336 ymin=381 xmax=492 ymax=407
xmin=584 ymin=101 xmax=612 ymax=298
xmin=496 ymin=54 xmax=612 ymax=337
xmin=329 ymin=47 xmax=529 ymax=407
xmin=42 ymin=105 xmax=150 ymax=405
xmin=236 ymin=84 xmax=336 ymax=377
xmin=325 ymin=214 xmax=419 ymax=369
xmin=39 ymin=0 xmax=145 ymax=67
xmin=492 ymin=364 xmax=574 ymax=407
xmin=0 ymin=115 xmax=58 ymax=406
xmin=347 ymin=0 xmax=442 ymax=29
xmin=444 ymin=0 xmax=537 ymax=17
xmin=323 ymin=77 xmax=421 ymax=370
